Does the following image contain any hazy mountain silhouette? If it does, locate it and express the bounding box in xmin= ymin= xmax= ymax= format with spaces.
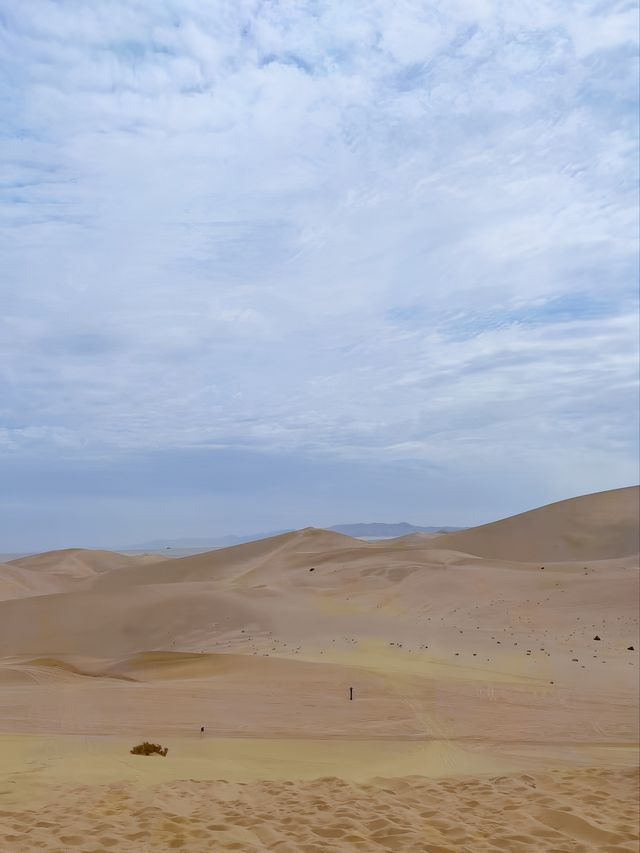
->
xmin=129 ymin=522 xmax=463 ymax=550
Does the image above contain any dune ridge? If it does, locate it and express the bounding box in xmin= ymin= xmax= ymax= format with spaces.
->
xmin=427 ymin=486 xmax=639 ymax=561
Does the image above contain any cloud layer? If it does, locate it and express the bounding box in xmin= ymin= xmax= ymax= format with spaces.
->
xmin=0 ymin=1 xmax=638 ymax=546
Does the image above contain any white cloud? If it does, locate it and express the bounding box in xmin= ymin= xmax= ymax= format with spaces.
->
xmin=567 ymin=6 xmax=639 ymax=59
xmin=0 ymin=0 xmax=637 ymax=497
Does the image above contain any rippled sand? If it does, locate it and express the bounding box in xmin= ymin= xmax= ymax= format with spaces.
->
xmin=1 ymin=766 xmax=638 ymax=852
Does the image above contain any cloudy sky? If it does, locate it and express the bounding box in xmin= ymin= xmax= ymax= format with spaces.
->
xmin=1 ymin=1 xmax=638 ymax=550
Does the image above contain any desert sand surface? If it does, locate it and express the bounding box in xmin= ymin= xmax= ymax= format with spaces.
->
xmin=0 ymin=486 xmax=638 ymax=851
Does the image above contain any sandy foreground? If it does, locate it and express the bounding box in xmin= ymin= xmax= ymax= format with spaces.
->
xmin=0 ymin=486 xmax=638 ymax=851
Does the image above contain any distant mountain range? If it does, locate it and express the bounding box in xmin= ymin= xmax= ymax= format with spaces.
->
xmin=129 ymin=522 xmax=463 ymax=551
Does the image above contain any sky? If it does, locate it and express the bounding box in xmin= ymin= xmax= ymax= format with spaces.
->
xmin=0 ymin=1 xmax=638 ymax=550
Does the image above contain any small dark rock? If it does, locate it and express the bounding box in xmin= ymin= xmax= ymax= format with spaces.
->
xmin=628 ymin=646 xmax=635 ymax=651
xmin=594 ymin=635 xmax=601 ymax=641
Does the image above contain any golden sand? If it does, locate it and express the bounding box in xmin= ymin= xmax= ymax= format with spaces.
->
xmin=0 ymin=486 xmax=638 ymax=850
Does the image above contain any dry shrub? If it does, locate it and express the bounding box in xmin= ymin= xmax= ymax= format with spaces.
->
xmin=130 ymin=741 xmax=168 ymax=757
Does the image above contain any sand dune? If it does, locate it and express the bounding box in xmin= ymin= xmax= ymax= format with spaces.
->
xmin=8 ymin=547 xmax=166 ymax=578
xmin=0 ymin=563 xmax=37 ymax=602
xmin=86 ymin=526 xmax=360 ymax=592
xmin=0 ymin=548 xmax=169 ymax=603
xmin=0 ymin=487 xmax=638 ymax=850
xmin=428 ymin=485 xmax=639 ymax=561
xmin=0 ymin=559 xmax=96 ymax=602
xmin=0 ymin=584 xmax=266 ymax=658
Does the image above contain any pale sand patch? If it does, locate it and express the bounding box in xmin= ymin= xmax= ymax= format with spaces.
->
xmin=0 ymin=734 xmax=518 ymax=805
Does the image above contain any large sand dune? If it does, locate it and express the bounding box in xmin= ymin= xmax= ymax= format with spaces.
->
xmin=427 ymin=485 xmax=639 ymax=561
xmin=0 ymin=486 xmax=638 ymax=850
xmin=0 ymin=548 xmax=170 ymax=603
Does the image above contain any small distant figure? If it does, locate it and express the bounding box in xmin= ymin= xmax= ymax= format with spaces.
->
xmin=349 ymin=687 xmax=353 ymax=701
xmin=200 ymin=726 xmax=205 ymax=734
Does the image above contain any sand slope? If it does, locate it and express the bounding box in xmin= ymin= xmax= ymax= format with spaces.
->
xmin=427 ymin=485 xmax=639 ymax=561
xmin=0 ymin=564 xmax=40 ymax=602
xmin=8 ymin=547 xmax=166 ymax=578
xmin=0 ymin=549 xmax=169 ymax=602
